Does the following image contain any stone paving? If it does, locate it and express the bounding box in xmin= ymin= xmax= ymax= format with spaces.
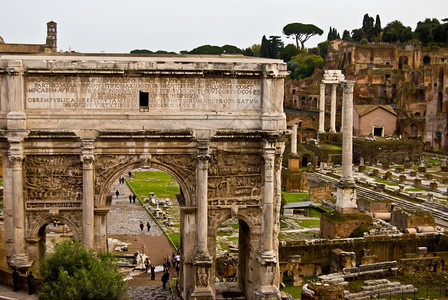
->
xmin=127 ymin=286 xmax=181 ymax=300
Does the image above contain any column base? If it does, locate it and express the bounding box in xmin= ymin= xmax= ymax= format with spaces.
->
xmin=191 ymin=287 xmax=214 ymax=300
xmin=9 ymin=253 xmax=33 ymax=270
xmin=255 ymin=286 xmax=280 ymax=300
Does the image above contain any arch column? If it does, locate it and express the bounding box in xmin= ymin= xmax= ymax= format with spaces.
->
xmin=256 ymin=139 xmax=280 ymax=299
xmin=318 ymin=83 xmax=325 ymax=133
xmin=192 ymin=136 xmax=213 ymax=299
xmin=7 ymin=131 xmax=32 ymax=269
xmin=81 ymin=139 xmax=95 ymax=249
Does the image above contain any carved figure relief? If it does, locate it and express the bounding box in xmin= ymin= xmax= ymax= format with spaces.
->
xmin=208 ymin=151 xmax=263 ymax=207
xmin=195 ymin=266 xmax=210 ymax=288
xmin=24 ymin=155 xmax=82 ymax=204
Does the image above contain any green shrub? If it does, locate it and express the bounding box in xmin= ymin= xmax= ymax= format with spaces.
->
xmin=38 ymin=240 xmax=127 ymax=300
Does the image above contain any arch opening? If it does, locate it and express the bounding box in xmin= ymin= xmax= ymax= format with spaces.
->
xmin=214 ymin=217 xmax=252 ymax=299
xmin=98 ymin=162 xmax=188 ymax=294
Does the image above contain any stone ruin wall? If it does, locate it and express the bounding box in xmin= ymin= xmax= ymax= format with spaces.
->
xmin=279 ymin=234 xmax=448 ymax=275
xmin=284 ymin=41 xmax=448 ymax=150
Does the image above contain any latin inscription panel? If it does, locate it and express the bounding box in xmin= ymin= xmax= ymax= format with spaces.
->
xmin=25 ymin=76 xmax=262 ymax=112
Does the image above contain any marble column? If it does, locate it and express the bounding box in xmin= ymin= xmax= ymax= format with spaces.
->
xmin=291 ymin=124 xmax=297 ymax=154
xmin=262 ymin=143 xmax=276 ymax=258
xmin=318 ymin=83 xmax=325 ymax=133
xmin=81 ymin=139 xmax=95 ymax=249
xmin=7 ymin=134 xmax=32 ymax=269
xmin=335 ymin=80 xmax=357 ymax=214
xmin=192 ymin=143 xmax=213 ymax=299
xmin=196 ymin=153 xmax=210 ymax=255
xmin=341 ymin=81 xmax=355 ymax=184
xmin=256 ymin=140 xmax=280 ymax=299
xmin=330 ymin=83 xmax=337 ymax=133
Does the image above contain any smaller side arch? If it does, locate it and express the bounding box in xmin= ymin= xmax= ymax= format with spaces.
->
xmin=28 ymin=214 xmax=80 ymax=241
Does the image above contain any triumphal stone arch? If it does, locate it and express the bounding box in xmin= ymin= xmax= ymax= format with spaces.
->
xmin=0 ymin=54 xmax=288 ymax=299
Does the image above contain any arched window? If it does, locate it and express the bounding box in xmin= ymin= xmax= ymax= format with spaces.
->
xmin=423 ymin=56 xmax=431 ymax=65
xmin=398 ymin=56 xmax=408 ymax=69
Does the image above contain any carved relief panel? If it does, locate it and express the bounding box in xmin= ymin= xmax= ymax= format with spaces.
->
xmin=24 ymin=155 xmax=83 ymax=209
xmin=208 ymin=150 xmax=263 ymax=207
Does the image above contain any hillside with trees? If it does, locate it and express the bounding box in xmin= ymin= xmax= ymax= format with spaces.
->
xmin=130 ymin=15 xmax=448 ymax=80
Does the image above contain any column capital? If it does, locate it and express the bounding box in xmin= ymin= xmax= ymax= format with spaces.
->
xmin=81 ymin=139 xmax=95 ymax=167
xmin=342 ymin=80 xmax=355 ymax=93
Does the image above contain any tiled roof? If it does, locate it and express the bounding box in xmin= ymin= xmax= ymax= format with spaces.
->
xmin=354 ymin=105 xmax=397 ymax=116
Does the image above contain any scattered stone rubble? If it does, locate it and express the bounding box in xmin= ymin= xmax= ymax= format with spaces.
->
xmin=344 ymin=279 xmax=417 ymax=300
xmin=319 ymin=261 xmax=399 ymax=282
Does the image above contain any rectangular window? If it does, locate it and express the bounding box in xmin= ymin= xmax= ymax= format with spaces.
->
xmin=139 ymin=91 xmax=149 ymax=111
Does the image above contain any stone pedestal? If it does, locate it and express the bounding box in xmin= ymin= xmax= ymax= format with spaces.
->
xmin=288 ymin=155 xmax=300 ymax=170
xmin=191 ymin=254 xmax=214 ymax=300
xmin=281 ymin=168 xmax=307 ymax=192
xmin=430 ymin=182 xmax=438 ymax=190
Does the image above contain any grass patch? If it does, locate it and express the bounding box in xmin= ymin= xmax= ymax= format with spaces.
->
xmin=298 ymin=219 xmax=320 ymax=228
xmin=282 ymin=192 xmax=309 ymax=203
xmin=128 ymin=171 xmax=180 ymax=200
xmin=406 ymin=187 xmax=424 ymax=192
xmin=308 ymin=208 xmax=321 ymax=218
xmin=168 ymin=232 xmax=180 ymax=250
xmin=282 ymin=285 xmax=302 ymax=298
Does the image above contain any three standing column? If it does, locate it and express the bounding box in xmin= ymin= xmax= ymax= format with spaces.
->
xmin=318 ymin=83 xmax=326 ymax=133
xmin=330 ymin=83 xmax=337 ymax=133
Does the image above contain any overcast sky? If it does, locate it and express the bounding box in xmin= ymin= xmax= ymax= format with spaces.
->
xmin=0 ymin=0 xmax=446 ymax=54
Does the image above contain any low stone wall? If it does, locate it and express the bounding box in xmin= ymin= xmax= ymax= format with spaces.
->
xmin=279 ymin=234 xmax=448 ymax=275
xmin=353 ymin=139 xmax=422 ymax=165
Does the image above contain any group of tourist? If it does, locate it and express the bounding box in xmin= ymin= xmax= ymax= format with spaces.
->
xmin=12 ymin=269 xmax=34 ymax=295
xmin=139 ymin=221 xmax=151 ymax=232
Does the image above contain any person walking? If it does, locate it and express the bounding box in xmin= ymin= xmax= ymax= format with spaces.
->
xmin=139 ymin=221 xmax=144 ymax=231
xmin=27 ymin=271 xmax=35 ymax=295
xmin=146 ymin=221 xmax=151 ymax=232
xmin=133 ymin=194 xmax=136 ymax=204
xmin=12 ymin=269 xmax=19 ymax=292
xmin=115 ymin=190 xmax=119 ymax=199
xmin=144 ymin=257 xmax=151 ymax=273
xmin=161 ymin=270 xmax=170 ymax=289
xmin=129 ymin=195 xmax=132 ymax=203
xmin=150 ymin=264 xmax=156 ymax=280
